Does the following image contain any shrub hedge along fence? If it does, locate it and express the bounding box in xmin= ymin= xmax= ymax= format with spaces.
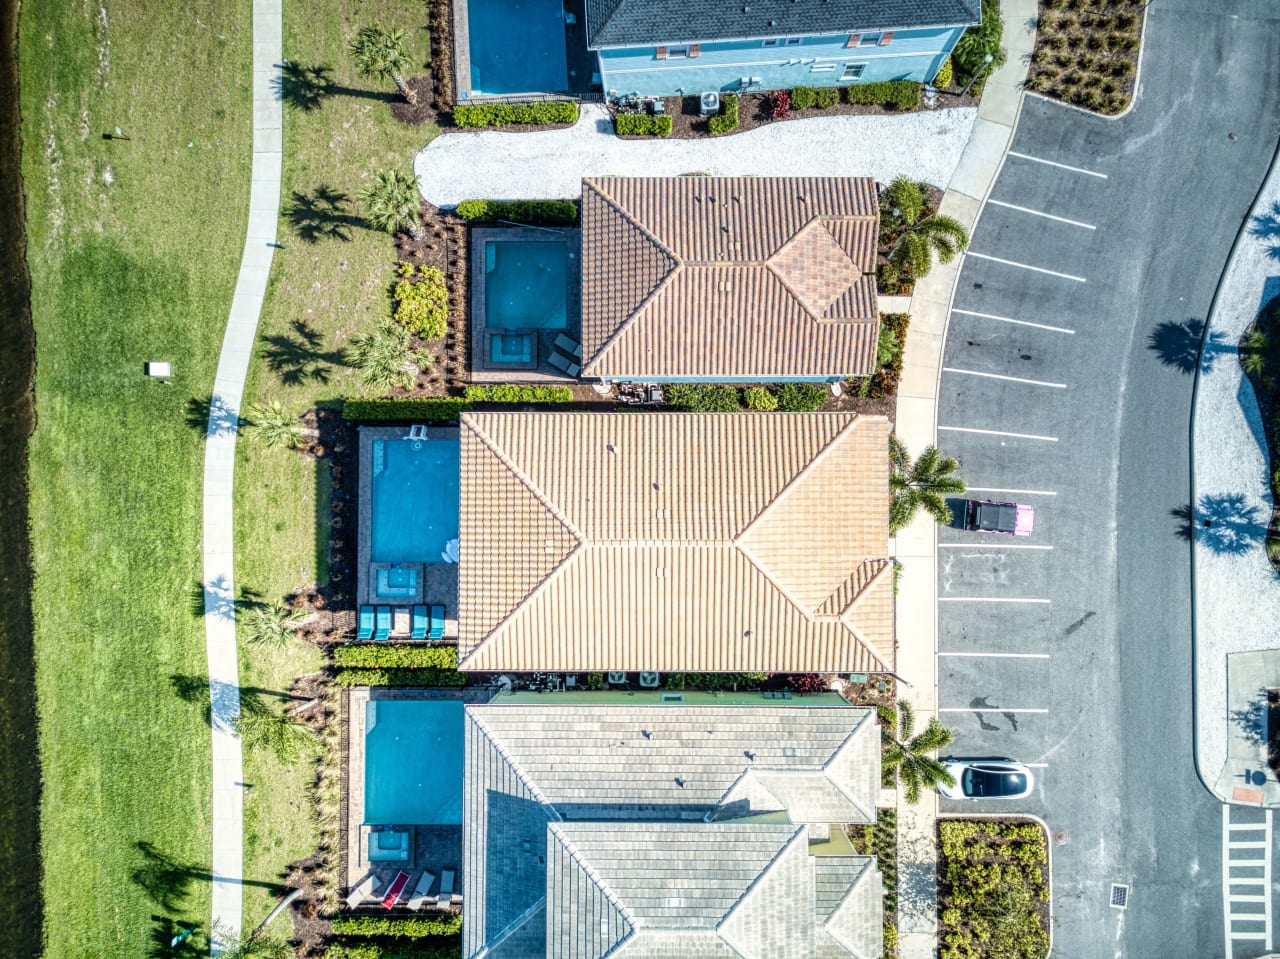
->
xmin=844 ymin=81 xmax=920 ymax=111
xmin=708 ymin=93 xmax=740 ymax=135
xmin=330 ymin=916 xmax=463 ymax=938
xmin=454 ymin=198 xmax=578 ymax=225
xmin=333 ymin=645 xmax=459 ymax=669
xmin=614 ymin=113 xmax=673 ymax=137
xmin=462 ymin=385 xmax=573 ymax=404
xmin=452 ymin=101 xmax=578 ymax=127
xmin=342 ymin=398 xmax=471 ymax=422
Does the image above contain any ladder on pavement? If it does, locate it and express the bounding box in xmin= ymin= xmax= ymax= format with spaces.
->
xmin=1223 ymin=804 xmax=1272 ymax=957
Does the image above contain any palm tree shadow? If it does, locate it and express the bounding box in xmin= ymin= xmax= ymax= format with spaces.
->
xmin=1148 ymin=319 xmax=1229 ymax=374
xmin=260 ymin=318 xmax=347 ymax=385
xmin=286 ymin=185 xmax=365 ymax=244
xmin=273 ymin=60 xmax=399 ymax=109
xmin=1171 ymin=492 xmax=1267 ymax=555
xmin=148 ymin=915 xmax=205 ymax=959
xmin=188 ymin=579 xmax=264 ymax=619
xmin=132 ymin=841 xmax=281 ymax=910
xmin=185 ymin=394 xmax=241 ymax=436
xmin=1248 ymin=200 xmax=1280 ymax=262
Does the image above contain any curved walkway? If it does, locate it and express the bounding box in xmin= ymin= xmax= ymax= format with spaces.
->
xmin=413 ymin=102 xmax=975 ymax=206
xmin=202 ymin=0 xmax=283 ymax=947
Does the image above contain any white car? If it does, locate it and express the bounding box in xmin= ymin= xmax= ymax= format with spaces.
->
xmin=938 ymin=759 xmax=1035 ymax=800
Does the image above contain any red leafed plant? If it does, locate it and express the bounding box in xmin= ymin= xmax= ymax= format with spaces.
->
xmin=771 ymin=90 xmax=791 ymax=120
xmin=782 ymin=672 xmax=828 ymax=694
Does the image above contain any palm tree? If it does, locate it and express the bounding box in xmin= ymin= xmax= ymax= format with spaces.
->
xmin=347 ymin=318 xmax=431 ymax=393
xmin=888 ymin=211 xmax=970 ymax=280
xmin=242 ymin=400 xmax=307 ymax=449
xmin=211 ymin=921 xmax=292 ymax=959
xmin=349 ymin=24 xmax=418 ymax=104
xmin=242 ymin=600 xmax=303 ymax=649
xmin=883 ymin=700 xmax=956 ymax=803
xmin=359 ymin=169 xmax=423 ymax=240
xmin=889 ymin=435 xmax=966 ymax=533
xmin=233 ymin=709 xmax=316 ymax=765
xmin=882 ymin=175 xmax=927 ymax=228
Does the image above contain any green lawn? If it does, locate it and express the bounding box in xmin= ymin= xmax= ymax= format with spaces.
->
xmin=18 ymin=0 xmax=252 ymax=952
xmin=234 ymin=0 xmax=438 ymax=930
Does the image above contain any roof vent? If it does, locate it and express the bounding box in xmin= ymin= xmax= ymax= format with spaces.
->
xmin=607 ymin=443 xmax=617 ymax=453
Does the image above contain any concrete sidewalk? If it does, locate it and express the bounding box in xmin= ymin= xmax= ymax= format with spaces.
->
xmin=1191 ymin=141 xmax=1280 ymax=806
xmin=891 ymin=2 xmax=1038 ymax=956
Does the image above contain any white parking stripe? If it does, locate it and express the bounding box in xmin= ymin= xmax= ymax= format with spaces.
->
xmin=1007 ymin=150 xmax=1109 ymax=179
xmin=939 ymin=597 xmax=1052 ymax=604
xmin=965 ymin=251 xmax=1088 ymax=283
xmin=938 ymin=543 xmax=1054 ymax=550
xmin=987 ymin=199 xmax=1096 ymax=230
xmin=965 ymin=487 xmax=1058 ymax=496
xmin=952 ymin=307 xmax=1076 ymax=335
xmin=938 ymin=652 xmax=1051 ymax=659
xmin=943 ymin=367 xmax=1068 ymax=389
xmin=939 ymin=707 xmax=1049 ymax=714
xmin=939 ymin=426 xmax=1058 ymax=442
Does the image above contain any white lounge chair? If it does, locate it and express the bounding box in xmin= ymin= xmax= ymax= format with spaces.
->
xmin=406 ymin=870 xmax=437 ymax=912
xmin=345 ymin=872 xmax=379 ymax=910
xmin=547 ymin=351 xmax=581 ymax=377
xmin=437 ymin=868 xmax=456 ymax=908
xmin=407 ymin=424 xmax=428 ymax=441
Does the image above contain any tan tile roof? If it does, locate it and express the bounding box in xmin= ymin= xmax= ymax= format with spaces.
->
xmin=580 ymin=177 xmax=882 ymax=380
xmin=458 ymin=412 xmax=892 ymax=673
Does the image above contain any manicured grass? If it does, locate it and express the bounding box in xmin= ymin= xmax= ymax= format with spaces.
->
xmin=18 ymin=0 xmax=253 ymax=953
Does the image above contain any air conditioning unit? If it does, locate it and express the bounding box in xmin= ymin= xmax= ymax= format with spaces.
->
xmin=639 ymin=671 xmax=660 ymax=688
xmin=699 ymin=91 xmax=720 ymax=116
xmin=607 ymin=671 xmax=627 ymax=685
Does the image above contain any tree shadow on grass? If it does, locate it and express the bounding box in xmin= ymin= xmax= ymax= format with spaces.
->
xmin=1147 ymin=318 xmax=1229 ymax=374
xmin=132 ymin=842 xmax=281 ymax=911
xmin=260 ymin=318 xmax=347 ymax=386
xmin=1171 ymin=492 xmax=1267 ymax=555
xmin=188 ymin=579 xmax=264 ymax=620
xmin=1248 ymin=200 xmax=1280 ymax=262
xmin=185 ymin=394 xmax=241 ymax=436
xmin=148 ymin=915 xmax=205 ymax=959
xmin=286 ymin=186 xmax=364 ymax=245
xmin=170 ymin=674 xmax=292 ymax=731
xmin=273 ymin=60 xmax=398 ymax=111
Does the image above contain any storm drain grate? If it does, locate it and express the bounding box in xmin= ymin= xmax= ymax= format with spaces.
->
xmin=1109 ymin=883 xmax=1130 ymax=909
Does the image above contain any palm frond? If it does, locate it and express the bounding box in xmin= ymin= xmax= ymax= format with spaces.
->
xmin=897 ymin=699 xmax=916 ymax=741
xmin=911 ymin=716 xmax=955 ymax=753
xmin=918 ymin=490 xmax=954 ymax=525
xmin=889 ymin=493 xmax=917 ymax=533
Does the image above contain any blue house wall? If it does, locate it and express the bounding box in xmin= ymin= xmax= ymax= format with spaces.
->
xmin=596 ymin=26 xmax=965 ymax=98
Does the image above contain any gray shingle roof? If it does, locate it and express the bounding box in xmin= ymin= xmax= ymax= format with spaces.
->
xmin=586 ymin=0 xmax=981 ymax=48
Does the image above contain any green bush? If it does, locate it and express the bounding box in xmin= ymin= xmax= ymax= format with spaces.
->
xmin=342 ymin=398 xmax=472 ymax=422
xmin=952 ymin=0 xmax=1006 ymax=82
xmin=331 ymin=916 xmax=463 ymax=938
xmin=453 ymin=198 xmax=578 ymax=225
xmin=665 ymin=383 xmax=741 ymax=412
xmin=932 ymin=55 xmax=954 ymax=88
xmin=775 ymin=382 xmax=827 ymax=412
xmin=790 ymin=86 xmax=817 ymax=110
xmin=814 ymin=86 xmax=839 ymax=108
xmin=326 ymin=939 xmax=462 ymax=959
xmin=393 ymin=264 xmax=449 ymax=340
xmin=614 ymin=113 xmax=673 ymax=137
xmin=462 ymin=384 xmax=574 ymax=404
xmin=334 ymin=645 xmax=459 ymax=669
xmin=707 ymin=93 xmax=739 ymax=135
xmin=453 ymin=101 xmax=578 ymax=127
xmin=743 ymin=386 xmax=778 ymax=411
xmin=876 ymin=323 xmax=902 ymax=368
xmin=664 ymin=672 xmax=770 ymax=691
xmin=334 ymin=668 xmax=467 ymax=688
xmin=844 ymin=80 xmax=920 ymax=111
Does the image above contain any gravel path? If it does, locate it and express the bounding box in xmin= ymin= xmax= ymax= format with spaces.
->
xmin=415 ymin=103 xmax=976 ymax=205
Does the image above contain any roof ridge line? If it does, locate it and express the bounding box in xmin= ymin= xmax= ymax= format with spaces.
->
xmin=844 ymin=619 xmax=890 ymax=672
xmin=834 ymin=559 xmax=891 ymax=620
xmin=474 ymin=894 xmax=548 ymax=959
xmin=467 ymin=709 xmax=563 ymax=814
xmin=716 ymin=826 xmax=809 ymax=958
xmin=823 ymin=859 xmax=879 ymax=957
xmin=734 ymin=538 xmax=818 ymax=626
xmin=548 ymin=823 xmax=639 ymax=928
xmin=765 ymin=216 xmax=857 ymax=321
xmin=820 ymin=711 xmax=879 ymax=822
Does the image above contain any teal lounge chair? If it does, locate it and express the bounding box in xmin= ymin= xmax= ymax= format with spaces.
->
xmin=411 ymin=605 xmax=428 ymax=640
xmin=429 ymin=605 xmax=445 ymax=639
xmin=374 ymin=606 xmax=392 ymax=641
xmin=358 ymin=606 xmax=375 ymax=640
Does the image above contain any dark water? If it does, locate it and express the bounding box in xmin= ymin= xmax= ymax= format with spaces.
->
xmin=0 ymin=0 xmax=42 ymax=953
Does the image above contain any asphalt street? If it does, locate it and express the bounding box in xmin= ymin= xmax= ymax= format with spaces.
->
xmin=934 ymin=2 xmax=1280 ymax=956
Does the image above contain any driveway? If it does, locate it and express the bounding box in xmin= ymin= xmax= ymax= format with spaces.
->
xmin=414 ymin=102 xmax=975 ymax=205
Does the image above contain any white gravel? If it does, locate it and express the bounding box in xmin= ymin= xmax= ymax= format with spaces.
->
xmin=414 ymin=102 xmax=976 ymax=206
xmin=1192 ymin=156 xmax=1280 ymax=793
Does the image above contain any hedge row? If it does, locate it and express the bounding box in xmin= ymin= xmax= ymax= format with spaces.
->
xmin=664 ymin=382 xmax=829 ymax=413
xmin=614 ymin=113 xmax=673 ymax=137
xmin=342 ymin=399 xmax=471 ymax=422
xmin=334 ymin=668 xmax=467 ymax=688
xmin=789 ymin=86 xmax=839 ymax=110
xmin=462 ymin=385 xmax=573 ymax=404
xmin=707 ymin=93 xmax=739 ymax=135
xmin=326 ymin=938 xmax=461 ymax=959
xmin=452 ymin=101 xmax=578 ymax=127
xmin=844 ymin=80 xmax=919 ymax=111
xmin=334 ymin=645 xmax=459 ymax=669
xmin=454 ymin=198 xmax=578 ymax=225
xmin=331 ymin=916 xmax=463 ymax=938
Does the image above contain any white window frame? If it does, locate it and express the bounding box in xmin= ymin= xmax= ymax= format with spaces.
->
xmin=842 ymin=63 xmax=865 ymax=80
xmin=809 ymin=64 xmax=836 ymax=73
xmin=761 ymin=38 xmax=781 ymax=47
xmin=858 ymin=33 xmax=881 ymax=46
xmin=667 ymin=45 xmax=690 ymax=58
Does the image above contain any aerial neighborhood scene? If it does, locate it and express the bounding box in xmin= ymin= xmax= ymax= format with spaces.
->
xmin=4 ymin=0 xmax=1280 ymax=957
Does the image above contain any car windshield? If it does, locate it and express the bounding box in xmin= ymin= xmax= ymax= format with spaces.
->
xmin=963 ymin=768 xmax=1027 ymax=797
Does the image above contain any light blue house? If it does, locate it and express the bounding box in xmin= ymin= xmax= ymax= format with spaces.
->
xmin=585 ymin=0 xmax=981 ymax=98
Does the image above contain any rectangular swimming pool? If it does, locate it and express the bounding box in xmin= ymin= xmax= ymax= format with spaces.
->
xmin=467 ymin=0 xmax=569 ymax=96
xmin=484 ymin=240 xmax=569 ymax=330
xmin=371 ymin=438 xmax=460 ymax=564
xmin=364 ymin=699 xmax=464 ymax=825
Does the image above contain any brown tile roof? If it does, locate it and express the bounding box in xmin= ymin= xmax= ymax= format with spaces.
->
xmin=579 ymin=177 xmax=881 ymax=381
xmin=458 ymin=412 xmax=892 ymax=673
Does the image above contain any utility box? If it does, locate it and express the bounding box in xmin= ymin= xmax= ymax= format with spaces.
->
xmin=699 ymin=91 xmax=720 ymax=116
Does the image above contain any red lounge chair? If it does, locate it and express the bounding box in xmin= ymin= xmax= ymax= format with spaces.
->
xmin=381 ymin=870 xmax=410 ymax=909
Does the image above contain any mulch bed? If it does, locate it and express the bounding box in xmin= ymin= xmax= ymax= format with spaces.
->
xmin=1026 ymin=0 xmax=1144 ymax=115
xmin=394 ymin=203 xmax=470 ymax=393
xmin=388 ymin=75 xmax=440 ymax=126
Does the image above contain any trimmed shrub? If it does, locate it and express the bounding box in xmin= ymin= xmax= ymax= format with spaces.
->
xmin=743 ymin=386 xmax=778 ymax=411
xmin=664 ymin=672 xmax=770 ymax=691
xmin=334 ymin=668 xmax=467 ymax=688
xmin=770 ymin=89 xmax=791 ymax=120
xmin=953 ymin=0 xmax=1007 ymax=82
xmin=331 ymin=916 xmax=463 ymax=938
xmin=790 ymin=86 xmax=817 ymax=110
xmin=614 ymin=113 xmax=673 ymax=137
xmin=814 ymin=86 xmax=839 ymax=108
xmin=844 ymin=80 xmax=920 ymax=111
xmin=453 ymin=101 xmax=578 ymax=127
xmin=932 ymin=55 xmax=954 ymax=88
xmin=393 ymin=264 xmax=449 ymax=340
xmin=453 ymin=198 xmax=578 ymax=225
xmin=707 ymin=93 xmax=739 ymax=135
xmin=326 ymin=939 xmax=462 ymax=959
xmin=342 ymin=398 xmax=471 ymax=422
xmin=781 ymin=673 xmax=828 ymax=693
xmin=463 ymin=384 xmax=573 ymax=404
xmin=775 ymin=382 xmax=827 ymax=412
xmin=665 ymin=383 xmax=741 ymax=412
xmin=334 ymin=645 xmax=459 ymax=669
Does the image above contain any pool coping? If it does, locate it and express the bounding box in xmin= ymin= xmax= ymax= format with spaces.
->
xmin=451 ymin=0 xmax=584 ymax=102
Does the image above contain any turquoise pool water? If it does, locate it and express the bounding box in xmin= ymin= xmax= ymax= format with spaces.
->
xmin=364 ymin=699 xmax=464 ymax=825
xmin=467 ymin=0 xmax=568 ymax=96
xmin=371 ymin=438 xmax=460 ymax=564
xmin=374 ymin=565 xmax=419 ymax=599
xmin=484 ymin=240 xmax=569 ymax=330
xmin=489 ymin=332 xmax=534 ymax=365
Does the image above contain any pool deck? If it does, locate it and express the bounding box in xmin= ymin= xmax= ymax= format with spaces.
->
xmin=356 ymin=425 xmax=460 ymax=637
xmin=344 ymin=685 xmax=495 ymax=909
xmin=468 ymin=225 xmax=582 ymax=384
